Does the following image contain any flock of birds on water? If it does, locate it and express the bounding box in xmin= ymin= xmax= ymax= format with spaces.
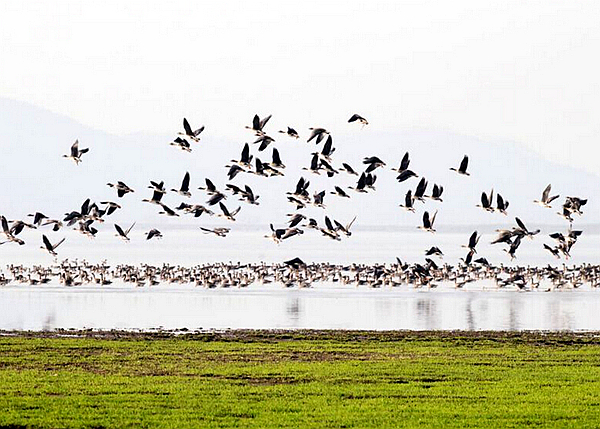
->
xmin=0 ymin=112 xmax=597 ymax=290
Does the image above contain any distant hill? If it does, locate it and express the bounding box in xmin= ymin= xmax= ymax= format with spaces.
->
xmin=0 ymin=97 xmax=597 ymax=233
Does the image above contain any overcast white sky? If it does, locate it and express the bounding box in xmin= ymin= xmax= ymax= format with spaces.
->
xmin=1 ymin=1 xmax=600 ymax=175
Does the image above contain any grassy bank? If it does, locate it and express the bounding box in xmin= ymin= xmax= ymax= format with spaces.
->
xmin=1 ymin=331 xmax=600 ymax=428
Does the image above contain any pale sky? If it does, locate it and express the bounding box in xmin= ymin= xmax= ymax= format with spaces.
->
xmin=1 ymin=0 xmax=600 ymax=175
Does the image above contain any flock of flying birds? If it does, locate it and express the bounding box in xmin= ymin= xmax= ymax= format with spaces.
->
xmin=0 ymin=113 xmax=590 ymax=268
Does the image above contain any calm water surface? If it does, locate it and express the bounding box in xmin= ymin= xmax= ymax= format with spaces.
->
xmin=1 ymin=229 xmax=599 ymax=332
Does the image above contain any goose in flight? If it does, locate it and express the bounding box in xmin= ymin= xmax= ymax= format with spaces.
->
xmin=331 ymin=185 xmax=350 ymax=198
xmin=307 ymin=127 xmax=329 ymax=144
xmin=287 ymin=213 xmax=306 ymax=228
xmin=254 ymin=134 xmax=275 ymax=152
xmin=169 ymin=137 xmax=192 ymax=152
xmin=230 ymin=143 xmax=253 ymax=168
xmin=226 ymin=164 xmax=245 ymax=181
xmin=0 ymin=216 xmax=25 ymax=245
xmin=179 ymin=118 xmax=204 ymax=142
xmin=42 ymin=219 xmax=63 ymax=232
xmin=100 ymin=201 xmax=121 ymax=216
xmin=107 ymin=181 xmax=134 ymax=198
xmin=476 ymin=189 xmax=494 ymax=212
xmin=463 ymin=231 xmax=480 ymax=253
xmin=40 ymin=234 xmax=65 ymax=256
xmin=348 ymin=113 xmax=368 ymax=127
xmin=63 ymin=140 xmax=89 ymax=164
xmin=349 ymin=172 xmax=368 ymax=193
xmin=425 ymin=246 xmax=444 ymax=257
xmin=534 ymin=184 xmax=559 ymax=208
xmin=399 ymin=190 xmax=415 ymax=212
xmin=278 ymin=127 xmax=299 ymax=139
xmin=543 ymin=243 xmax=561 ymax=259
xmin=391 ymin=152 xmax=411 ymax=173
xmin=28 ymin=212 xmax=49 ymax=226
xmin=315 ymin=135 xmax=335 ymax=161
xmin=334 ymin=216 xmax=357 ymax=236
xmin=158 ymin=203 xmax=179 ymax=217
xmin=171 ymin=172 xmax=191 ymax=198
xmin=418 ymin=210 xmax=437 ymax=233
xmin=270 ymin=148 xmax=285 ymax=169
xmin=513 ymin=217 xmax=540 ymax=239
xmin=198 ymin=178 xmax=222 ymax=196
xmin=240 ymin=185 xmax=260 ymax=205
xmin=218 ymin=202 xmax=241 ymax=221
xmin=429 ymin=184 xmax=444 ymax=202
xmin=413 ymin=178 xmax=428 ymax=202
xmin=246 ymin=114 xmax=272 ymax=135
xmin=396 ymin=170 xmax=418 ymax=183
xmin=200 ymin=227 xmax=230 ymax=237
xmin=320 ymin=216 xmax=341 ymax=241
xmin=341 ymin=163 xmax=359 ymax=176
xmin=496 ymin=194 xmax=509 ymax=215
xmin=313 ymin=190 xmax=326 ymax=208
xmin=450 ymin=155 xmax=470 ymax=176
xmin=146 ymin=229 xmax=163 ymax=240
xmin=363 ymin=156 xmax=386 ymax=173
xmin=114 ymin=222 xmax=135 ymax=241
xmin=142 ymin=183 xmax=165 ymax=205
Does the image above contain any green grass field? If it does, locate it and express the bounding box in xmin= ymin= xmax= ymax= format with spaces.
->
xmin=1 ymin=330 xmax=600 ymax=428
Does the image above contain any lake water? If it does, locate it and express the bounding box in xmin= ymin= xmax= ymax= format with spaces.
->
xmin=1 ymin=228 xmax=599 ymax=332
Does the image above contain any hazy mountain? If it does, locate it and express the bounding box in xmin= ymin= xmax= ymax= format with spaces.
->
xmin=0 ymin=97 xmax=597 ymax=235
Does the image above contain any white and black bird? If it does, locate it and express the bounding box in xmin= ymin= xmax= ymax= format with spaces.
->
xmin=307 ymin=127 xmax=329 ymax=144
xmin=107 ymin=181 xmax=135 ymax=198
xmin=179 ymin=118 xmax=204 ymax=142
xmin=348 ymin=113 xmax=368 ymax=127
xmin=63 ymin=140 xmax=89 ymax=164
xmin=41 ymin=234 xmax=65 ymax=256
xmin=418 ymin=210 xmax=437 ymax=233
xmin=534 ymin=184 xmax=560 ymax=208
xmin=146 ymin=229 xmax=163 ymax=240
xmin=171 ymin=172 xmax=191 ymax=198
xmin=218 ymin=202 xmax=241 ymax=222
xmin=115 ymin=222 xmax=135 ymax=241
xmin=450 ymin=155 xmax=470 ymax=176
xmin=169 ymin=137 xmax=192 ymax=152
xmin=246 ymin=114 xmax=272 ymax=135
xmin=278 ymin=127 xmax=299 ymax=139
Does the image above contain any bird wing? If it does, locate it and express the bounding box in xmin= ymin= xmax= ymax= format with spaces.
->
xmin=205 ymin=178 xmax=216 ymax=192
xmin=430 ymin=210 xmax=438 ymax=226
xmin=515 ymin=217 xmax=527 ymax=232
xmin=422 ymin=211 xmax=430 ymax=228
xmin=322 ymin=136 xmax=332 ymax=155
xmin=400 ymin=152 xmax=410 ymax=171
xmin=346 ymin=216 xmax=357 ymax=230
xmin=114 ymin=224 xmax=125 ymax=237
xmin=42 ymin=234 xmax=52 ymax=250
xmin=125 ymin=222 xmax=136 ymax=235
xmin=469 ymin=231 xmax=478 ymax=248
xmin=542 ymin=184 xmax=551 ymax=202
xmin=193 ymin=126 xmax=204 ymax=137
xmin=181 ymin=172 xmax=190 ymax=192
xmin=241 ymin=143 xmax=250 ymax=163
xmin=219 ymin=202 xmax=230 ymax=217
xmin=259 ymin=114 xmax=272 ymax=129
xmin=348 ymin=114 xmax=359 ymax=123
xmin=324 ymin=216 xmax=334 ymax=231
xmin=54 ymin=238 xmax=66 ymax=250
xmin=183 ymin=118 xmax=193 ymax=136
xmin=459 ymin=155 xmax=469 ymax=172
xmin=71 ymin=140 xmax=79 ymax=157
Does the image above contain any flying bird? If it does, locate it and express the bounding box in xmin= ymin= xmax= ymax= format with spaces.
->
xmin=179 ymin=118 xmax=204 ymax=142
xmin=450 ymin=155 xmax=470 ymax=176
xmin=63 ymin=140 xmax=89 ymax=164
